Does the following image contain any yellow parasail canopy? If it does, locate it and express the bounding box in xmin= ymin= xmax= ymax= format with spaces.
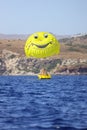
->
xmin=24 ymin=32 xmax=60 ymax=58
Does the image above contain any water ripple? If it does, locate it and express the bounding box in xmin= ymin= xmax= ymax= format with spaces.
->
xmin=0 ymin=75 xmax=87 ymax=130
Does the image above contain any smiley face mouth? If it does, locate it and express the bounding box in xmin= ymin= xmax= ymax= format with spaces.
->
xmin=28 ymin=41 xmax=52 ymax=49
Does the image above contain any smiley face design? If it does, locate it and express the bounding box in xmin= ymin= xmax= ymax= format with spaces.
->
xmin=24 ymin=32 xmax=60 ymax=58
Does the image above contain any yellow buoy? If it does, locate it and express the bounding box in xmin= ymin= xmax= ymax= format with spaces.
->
xmin=38 ymin=74 xmax=51 ymax=79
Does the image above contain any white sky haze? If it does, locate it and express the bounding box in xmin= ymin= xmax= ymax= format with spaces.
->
xmin=0 ymin=0 xmax=87 ymax=35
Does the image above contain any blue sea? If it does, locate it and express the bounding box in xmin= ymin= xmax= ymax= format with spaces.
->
xmin=0 ymin=75 xmax=87 ymax=130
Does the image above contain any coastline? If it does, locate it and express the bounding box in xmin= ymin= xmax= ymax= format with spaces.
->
xmin=0 ymin=34 xmax=87 ymax=76
xmin=0 ymin=50 xmax=87 ymax=76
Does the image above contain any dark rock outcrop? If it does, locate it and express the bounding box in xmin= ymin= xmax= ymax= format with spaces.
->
xmin=0 ymin=58 xmax=7 ymax=75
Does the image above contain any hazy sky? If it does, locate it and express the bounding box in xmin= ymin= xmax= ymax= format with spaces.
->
xmin=0 ymin=0 xmax=87 ymax=35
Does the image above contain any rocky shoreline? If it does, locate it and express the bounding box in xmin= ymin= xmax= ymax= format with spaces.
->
xmin=0 ymin=50 xmax=87 ymax=75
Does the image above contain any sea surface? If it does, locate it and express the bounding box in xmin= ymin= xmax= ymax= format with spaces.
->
xmin=0 ymin=75 xmax=87 ymax=130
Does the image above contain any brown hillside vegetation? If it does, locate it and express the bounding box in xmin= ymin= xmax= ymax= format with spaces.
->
xmin=0 ymin=35 xmax=87 ymax=59
xmin=0 ymin=39 xmax=26 ymax=57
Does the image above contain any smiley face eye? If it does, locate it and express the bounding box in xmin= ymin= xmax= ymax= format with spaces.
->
xmin=34 ymin=35 xmax=38 ymax=39
xmin=44 ymin=34 xmax=48 ymax=38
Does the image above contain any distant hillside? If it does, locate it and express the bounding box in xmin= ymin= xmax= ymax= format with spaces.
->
xmin=0 ymin=34 xmax=29 ymax=40
xmin=0 ymin=34 xmax=87 ymax=75
xmin=59 ymin=34 xmax=87 ymax=59
xmin=0 ymin=33 xmax=71 ymax=40
xmin=0 ymin=34 xmax=87 ymax=59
